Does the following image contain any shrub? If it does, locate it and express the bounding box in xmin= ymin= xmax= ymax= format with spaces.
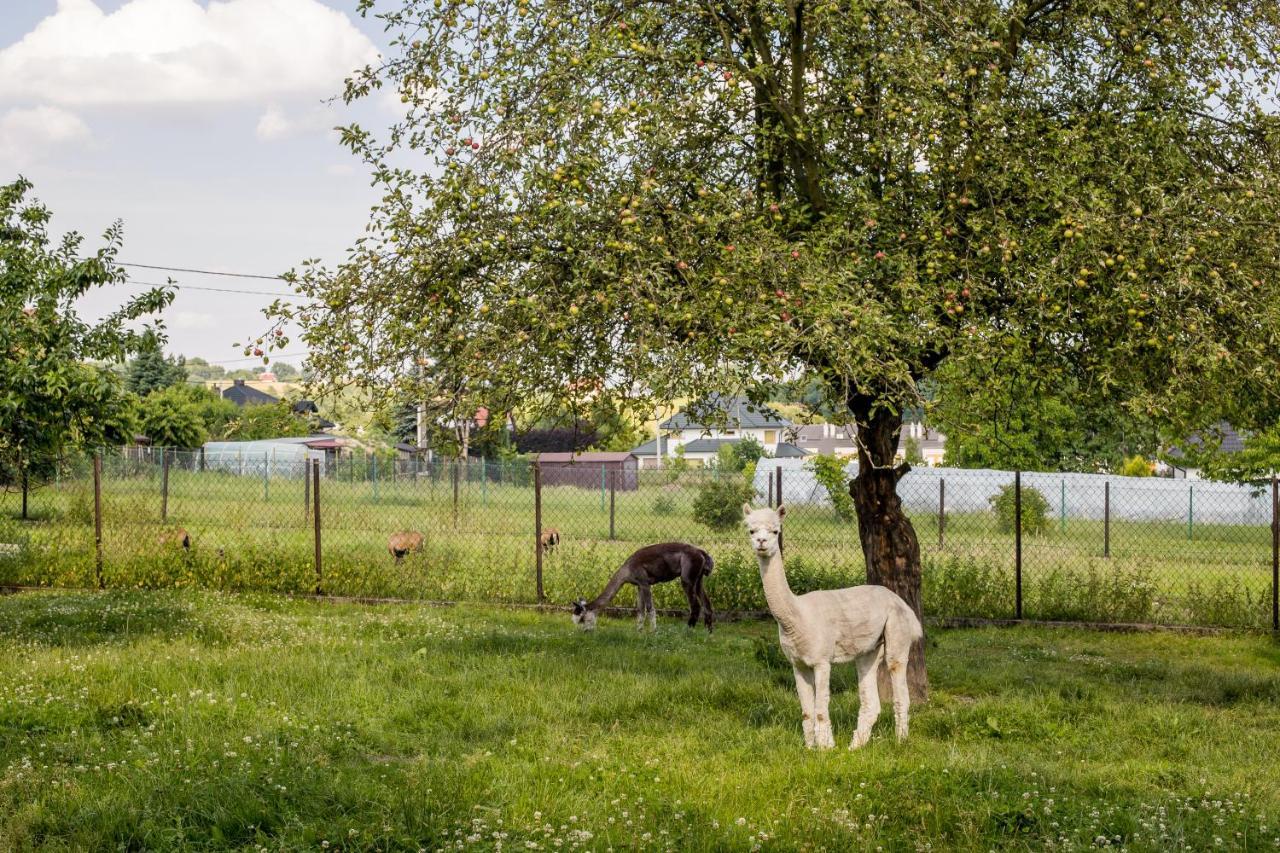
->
xmin=651 ymin=494 xmax=677 ymax=516
xmin=692 ymin=476 xmax=754 ymax=531
xmin=903 ymin=435 xmax=924 ymax=465
xmin=809 ymin=453 xmax=854 ymax=521
xmin=1119 ymin=455 xmax=1155 ymax=477
xmin=990 ymin=482 xmax=1049 ymax=534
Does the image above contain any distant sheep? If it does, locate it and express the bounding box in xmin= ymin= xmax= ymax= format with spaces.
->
xmin=388 ymin=531 xmax=425 ymax=564
xmin=539 ymin=527 xmax=561 ymax=554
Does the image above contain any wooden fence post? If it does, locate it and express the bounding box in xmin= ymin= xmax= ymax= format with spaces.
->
xmin=312 ymin=460 xmax=323 ymax=595
xmin=93 ymin=452 xmax=104 ymax=590
xmin=609 ymin=469 xmax=617 ymax=540
xmin=1015 ymin=470 xmax=1023 ymax=620
xmin=161 ymin=450 xmax=170 ymax=522
xmin=776 ymin=465 xmax=784 ymax=552
xmin=534 ymin=462 xmax=544 ymax=602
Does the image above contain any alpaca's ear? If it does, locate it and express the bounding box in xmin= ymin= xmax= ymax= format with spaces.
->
xmin=742 ymin=502 xmax=753 ymax=518
xmin=776 ymin=504 xmax=786 ymax=519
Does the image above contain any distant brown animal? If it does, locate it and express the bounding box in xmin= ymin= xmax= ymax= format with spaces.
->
xmin=539 ymin=527 xmax=561 ymax=553
xmin=158 ymin=528 xmax=191 ymax=550
xmin=388 ymin=531 xmax=425 ymax=563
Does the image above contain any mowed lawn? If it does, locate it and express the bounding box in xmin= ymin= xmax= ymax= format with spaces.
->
xmin=2 ymin=591 xmax=1279 ymax=851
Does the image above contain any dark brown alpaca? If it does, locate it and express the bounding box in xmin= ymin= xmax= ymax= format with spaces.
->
xmin=539 ymin=527 xmax=561 ymax=553
xmin=572 ymin=542 xmax=714 ymax=632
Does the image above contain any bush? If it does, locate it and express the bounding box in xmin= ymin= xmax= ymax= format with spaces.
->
xmin=1119 ymin=455 xmax=1155 ymax=477
xmin=651 ymin=494 xmax=677 ymax=516
xmin=809 ymin=453 xmax=854 ymax=521
xmin=692 ymin=476 xmax=755 ymax=531
xmin=989 ymin=482 xmax=1049 ymax=534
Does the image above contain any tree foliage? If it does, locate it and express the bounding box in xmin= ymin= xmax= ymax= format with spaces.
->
xmin=810 ymin=453 xmax=855 ymax=521
xmin=0 ymin=178 xmax=170 ymax=514
xmin=125 ymin=350 xmax=187 ymax=397
xmin=225 ymin=402 xmax=314 ymax=442
xmin=138 ymin=386 xmax=207 ymax=449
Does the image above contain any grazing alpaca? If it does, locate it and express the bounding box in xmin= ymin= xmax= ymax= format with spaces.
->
xmin=572 ymin=542 xmax=714 ymax=632
xmin=539 ymin=527 xmax=561 ymax=554
xmin=387 ymin=530 xmax=424 ymax=564
xmin=743 ymin=504 xmax=922 ymax=749
xmin=158 ymin=527 xmax=191 ymax=550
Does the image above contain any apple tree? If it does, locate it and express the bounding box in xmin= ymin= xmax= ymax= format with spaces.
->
xmin=1 ymin=178 xmax=172 ymax=518
xmin=275 ymin=0 xmax=1280 ymax=696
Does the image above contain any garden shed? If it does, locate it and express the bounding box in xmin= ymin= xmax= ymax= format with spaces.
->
xmin=536 ymin=452 xmax=639 ymax=491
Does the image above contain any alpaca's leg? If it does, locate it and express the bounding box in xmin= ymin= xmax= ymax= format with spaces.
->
xmin=850 ymin=648 xmax=883 ymax=749
xmin=647 ymin=593 xmax=657 ymax=631
xmin=792 ymin=665 xmax=818 ymax=749
xmin=888 ymin=655 xmax=911 ymax=741
xmin=812 ymin=661 xmax=835 ymax=749
xmin=681 ymin=579 xmax=700 ymax=628
xmin=697 ymin=582 xmax=714 ymax=632
xmin=636 ymin=585 xmax=651 ymax=631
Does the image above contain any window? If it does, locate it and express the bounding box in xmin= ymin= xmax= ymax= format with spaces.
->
xmin=763 ymin=430 xmax=777 ymax=444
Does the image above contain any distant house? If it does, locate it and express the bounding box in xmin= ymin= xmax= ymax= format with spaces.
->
xmin=1162 ymin=422 xmax=1246 ymax=479
xmin=631 ymin=395 xmax=808 ymax=467
xmin=220 ymin=378 xmax=278 ymax=407
xmin=791 ymin=423 xmax=859 ymax=457
xmin=896 ymin=420 xmax=946 ymax=467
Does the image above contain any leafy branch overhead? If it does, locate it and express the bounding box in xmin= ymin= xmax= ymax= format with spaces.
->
xmin=280 ymin=0 xmax=1280 ymax=439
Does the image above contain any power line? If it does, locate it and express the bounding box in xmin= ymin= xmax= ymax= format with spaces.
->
xmin=118 ymin=262 xmax=287 ymax=281
xmin=124 ymin=278 xmax=303 ymax=298
xmin=190 ymin=350 xmax=311 ymax=366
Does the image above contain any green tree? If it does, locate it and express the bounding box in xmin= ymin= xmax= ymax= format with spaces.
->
xmin=124 ymin=349 xmax=187 ymax=396
xmin=139 ymin=387 xmax=208 ymax=449
xmin=902 ymin=436 xmax=924 ymax=467
xmin=184 ymin=357 xmax=226 ymax=382
xmin=277 ymin=0 xmax=1280 ymax=696
xmin=1183 ymin=424 xmax=1280 ymax=486
xmin=225 ymin=402 xmax=313 ymax=441
xmin=0 ymin=178 xmax=171 ymax=518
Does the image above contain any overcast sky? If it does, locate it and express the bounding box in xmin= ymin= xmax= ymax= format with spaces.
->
xmin=1 ymin=0 xmax=400 ymax=368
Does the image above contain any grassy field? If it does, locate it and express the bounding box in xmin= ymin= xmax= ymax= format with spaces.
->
xmin=2 ymin=589 xmax=1279 ymax=851
xmin=0 ymin=459 xmax=1274 ymax=628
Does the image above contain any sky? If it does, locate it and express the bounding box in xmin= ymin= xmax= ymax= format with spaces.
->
xmin=0 ymin=0 xmax=402 ymax=368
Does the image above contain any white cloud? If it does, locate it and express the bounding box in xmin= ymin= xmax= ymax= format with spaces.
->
xmin=0 ymin=0 xmax=380 ymax=107
xmin=0 ymin=105 xmax=91 ymax=167
xmin=255 ymin=103 xmax=336 ymax=141
xmin=170 ymin=310 xmax=216 ymax=330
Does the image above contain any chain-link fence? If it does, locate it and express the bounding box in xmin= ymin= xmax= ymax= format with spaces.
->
xmin=1 ymin=447 xmax=1276 ymax=629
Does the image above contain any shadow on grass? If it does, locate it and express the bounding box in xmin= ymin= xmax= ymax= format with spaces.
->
xmin=0 ymin=590 xmax=223 ymax=647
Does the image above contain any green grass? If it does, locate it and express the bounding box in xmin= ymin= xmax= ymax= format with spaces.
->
xmin=2 ymin=589 xmax=1279 ymax=851
xmin=0 ymin=461 xmax=1274 ymax=627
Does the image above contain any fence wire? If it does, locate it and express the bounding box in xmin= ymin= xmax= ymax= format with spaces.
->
xmin=0 ymin=447 xmax=1276 ymax=629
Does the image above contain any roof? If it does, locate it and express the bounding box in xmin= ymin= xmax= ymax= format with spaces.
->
xmin=792 ymin=423 xmax=859 ymax=455
xmin=631 ymin=437 xmax=675 ymax=456
xmin=394 ymin=442 xmax=428 ymax=454
xmin=221 ymin=379 xmax=279 ymax=407
xmin=1166 ymin=422 xmax=1246 ymax=460
xmin=680 ymin=438 xmax=738 ymax=454
xmin=537 ymin=452 xmax=636 ymax=464
xmin=774 ymin=442 xmax=811 ymax=458
xmin=660 ymin=394 xmax=792 ymax=431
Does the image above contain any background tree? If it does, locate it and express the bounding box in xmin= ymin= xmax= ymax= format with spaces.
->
xmin=138 ymin=386 xmax=208 ymax=449
xmin=124 ymin=350 xmax=187 ymax=396
xmin=275 ymin=0 xmax=1280 ymax=696
xmin=224 ymin=402 xmax=314 ymax=442
xmin=183 ymin=357 xmax=227 ymax=382
xmin=1 ymin=178 xmax=171 ymax=518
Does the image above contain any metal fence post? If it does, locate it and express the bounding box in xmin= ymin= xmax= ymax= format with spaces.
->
xmin=93 ymin=451 xmax=104 ymax=590
xmin=304 ymin=456 xmax=311 ymax=522
xmin=609 ymin=469 xmax=617 ymax=540
xmin=776 ymin=465 xmax=784 ymax=552
xmin=1187 ymin=484 xmax=1195 ymax=540
xmin=768 ymin=469 xmax=775 ymax=507
xmin=312 ymin=460 xmax=323 ymax=595
xmin=1103 ymin=480 xmax=1111 ymax=558
xmin=600 ymin=464 xmax=607 ymax=512
xmin=481 ymin=457 xmax=487 ymax=506
xmin=534 ymin=462 xmax=544 ymax=602
xmin=1015 ymin=470 xmax=1023 ymax=620
xmin=1060 ymin=479 xmax=1066 ymax=533
xmin=372 ymin=453 xmax=378 ymax=503
xmin=938 ymin=478 xmax=946 ymax=549
xmin=199 ymin=446 xmax=205 ymax=473
xmin=452 ymin=459 xmax=460 ymax=528
xmin=161 ymin=450 xmax=170 ymax=522
xmin=263 ymin=452 xmax=270 ymax=502
xmin=1272 ymin=474 xmax=1278 ymax=632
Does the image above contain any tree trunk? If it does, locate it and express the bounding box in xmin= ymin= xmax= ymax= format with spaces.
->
xmin=848 ymin=405 xmax=928 ymax=702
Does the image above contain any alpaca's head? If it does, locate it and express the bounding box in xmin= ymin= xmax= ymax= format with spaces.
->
xmin=571 ymin=599 xmax=597 ymax=631
xmin=743 ymin=503 xmax=785 ymax=557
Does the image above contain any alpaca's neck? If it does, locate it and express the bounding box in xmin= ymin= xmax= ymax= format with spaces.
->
xmin=588 ymin=564 xmax=631 ymax=611
xmin=757 ymin=551 xmax=802 ymax=635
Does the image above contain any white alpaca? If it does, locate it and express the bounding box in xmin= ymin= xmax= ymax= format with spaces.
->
xmin=744 ymin=503 xmax=923 ymax=749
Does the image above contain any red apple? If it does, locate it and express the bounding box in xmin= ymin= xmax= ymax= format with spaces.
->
xmin=446 ymin=146 xmax=457 ymax=156
xmin=874 ymin=250 xmax=887 ymax=260
xmin=790 ymin=250 xmax=800 ymax=259
xmin=722 ymin=71 xmax=733 ymax=81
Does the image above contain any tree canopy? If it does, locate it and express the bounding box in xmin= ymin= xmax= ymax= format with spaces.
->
xmin=275 ymin=0 xmax=1280 ymax=695
xmin=1 ymin=178 xmax=171 ymax=515
xmin=125 ymin=350 xmax=188 ymax=397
